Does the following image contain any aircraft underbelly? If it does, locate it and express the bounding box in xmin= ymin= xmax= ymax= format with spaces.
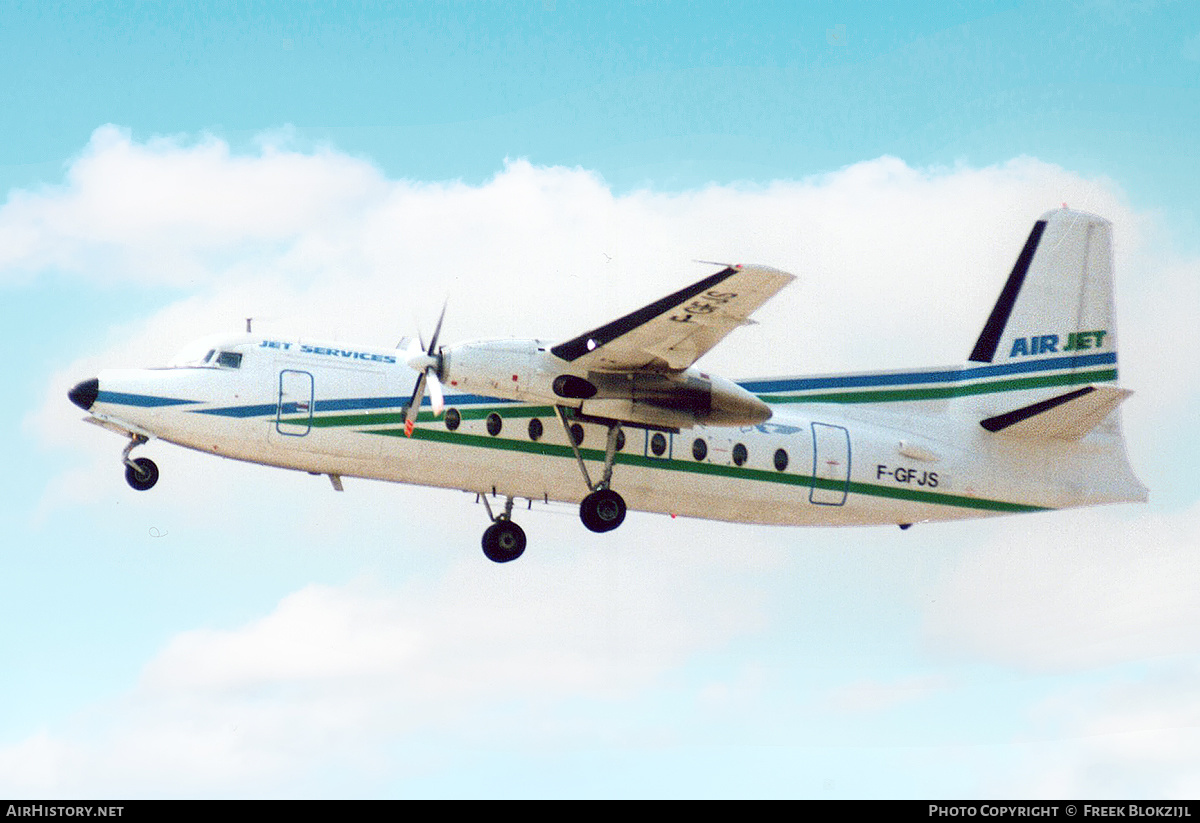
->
xmin=307 ymin=426 xmax=1000 ymax=527
xmin=143 ymin=398 xmax=1062 ymax=527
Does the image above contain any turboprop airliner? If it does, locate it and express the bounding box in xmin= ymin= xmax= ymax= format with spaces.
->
xmin=67 ymin=208 xmax=1146 ymax=562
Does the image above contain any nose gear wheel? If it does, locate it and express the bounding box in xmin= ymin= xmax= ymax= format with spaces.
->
xmin=482 ymin=519 xmax=526 ymax=563
xmin=478 ymin=494 xmax=526 ymax=563
xmin=124 ymin=457 xmax=159 ymax=491
xmin=121 ymin=435 xmax=159 ymax=491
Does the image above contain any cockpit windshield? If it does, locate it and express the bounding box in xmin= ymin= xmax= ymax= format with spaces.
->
xmin=169 ymin=335 xmax=254 ymax=368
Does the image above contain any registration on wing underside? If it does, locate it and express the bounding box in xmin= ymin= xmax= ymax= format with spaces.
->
xmin=550 ymin=264 xmax=796 ymax=371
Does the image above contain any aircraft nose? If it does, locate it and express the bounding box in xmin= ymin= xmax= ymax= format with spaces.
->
xmin=68 ymin=378 xmax=99 ymax=411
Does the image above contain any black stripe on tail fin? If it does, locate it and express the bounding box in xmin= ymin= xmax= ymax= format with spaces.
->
xmin=968 ymin=219 xmax=1048 ymax=363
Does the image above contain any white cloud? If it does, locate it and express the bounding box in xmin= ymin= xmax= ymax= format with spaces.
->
xmin=0 ymin=125 xmax=387 ymax=287
xmin=824 ymin=673 xmax=951 ymax=714
xmin=981 ymin=660 xmax=1200 ymax=798
xmin=5 ymin=125 xmax=1137 ymax=369
xmin=0 ymin=551 xmax=768 ymax=796
xmin=923 ymin=503 xmax=1200 ymax=672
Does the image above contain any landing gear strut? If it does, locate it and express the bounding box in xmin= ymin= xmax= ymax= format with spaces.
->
xmin=556 ymin=407 xmax=627 ymax=534
xmin=479 ymin=494 xmax=526 ymax=563
xmin=121 ymin=436 xmax=159 ymax=491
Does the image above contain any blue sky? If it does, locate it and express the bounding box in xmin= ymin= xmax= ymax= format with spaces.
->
xmin=2 ymin=0 xmax=1199 ymax=799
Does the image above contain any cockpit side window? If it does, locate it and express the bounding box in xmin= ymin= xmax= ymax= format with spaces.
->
xmin=203 ymin=350 xmax=215 ymax=364
xmin=215 ymin=351 xmax=243 ymax=369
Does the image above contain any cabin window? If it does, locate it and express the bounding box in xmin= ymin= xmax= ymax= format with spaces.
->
xmin=570 ymin=423 xmax=584 ymax=446
xmin=215 ymin=351 xmax=243 ymax=369
xmin=650 ymin=432 xmax=668 ymax=457
xmin=445 ymin=408 xmax=461 ymax=431
xmin=486 ymin=412 xmax=502 ymax=436
xmin=732 ymin=443 xmax=748 ymax=466
xmin=692 ymin=438 xmax=707 ymax=461
xmin=528 ymin=418 xmax=543 ymax=441
xmin=774 ymin=448 xmax=789 ymax=472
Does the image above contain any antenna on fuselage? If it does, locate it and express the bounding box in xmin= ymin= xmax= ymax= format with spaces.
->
xmin=245 ymin=318 xmax=253 ymax=333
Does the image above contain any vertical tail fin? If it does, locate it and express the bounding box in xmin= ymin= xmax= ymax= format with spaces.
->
xmin=969 ymin=208 xmax=1117 ymax=372
xmin=965 ymin=209 xmax=1146 ymax=504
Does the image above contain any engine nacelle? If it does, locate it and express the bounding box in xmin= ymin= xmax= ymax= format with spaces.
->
xmin=441 ymin=339 xmax=771 ymax=428
xmin=441 ymin=339 xmax=552 ymax=399
xmin=577 ymin=371 xmax=770 ymax=428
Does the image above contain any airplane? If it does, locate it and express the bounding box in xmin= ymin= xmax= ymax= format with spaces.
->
xmin=67 ymin=208 xmax=1147 ymax=563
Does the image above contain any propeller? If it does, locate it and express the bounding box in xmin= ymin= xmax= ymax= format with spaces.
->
xmin=403 ymin=302 xmax=447 ymax=437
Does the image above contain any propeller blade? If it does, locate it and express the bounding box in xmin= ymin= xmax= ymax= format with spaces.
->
xmin=429 ymin=373 xmax=444 ymax=417
xmin=405 ymin=371 xmax=427 ymax=437
xmin=428 ymin=300 xmax=447 ymax=356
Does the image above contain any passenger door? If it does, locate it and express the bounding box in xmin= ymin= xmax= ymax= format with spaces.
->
xmin=810 ymin=422 xmax=850 ymax=505
xmin=275 ymin=369 xmax=314 ymax=436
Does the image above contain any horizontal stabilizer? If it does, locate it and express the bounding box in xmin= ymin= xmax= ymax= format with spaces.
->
xmin=980 ymin=384 xmax=1131 ymax=439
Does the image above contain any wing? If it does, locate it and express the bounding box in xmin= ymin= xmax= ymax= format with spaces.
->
xmin=549 ymin=264 xmax=796 ymax=371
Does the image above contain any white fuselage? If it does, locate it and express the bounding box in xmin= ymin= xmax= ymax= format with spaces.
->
xmin=86 ymin=333 xmax=1146 ymax=529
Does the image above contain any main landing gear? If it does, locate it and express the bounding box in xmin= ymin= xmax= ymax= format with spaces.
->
xmin=474 ymin=409 xmax=629 ymax=563
xmin=580 ymin=488 xmax=626 ymax=533
xmin=556 ymin=407 xmax=627 ymax=534
xmin=122 ymin=435 xmax=159 ymax=491
xmin=479 ymin=495 xmax=526 ymax=563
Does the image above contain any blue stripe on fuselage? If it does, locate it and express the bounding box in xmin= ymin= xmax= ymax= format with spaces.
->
xmin=96 ymin=391 xmax=197 ymax=407
xmin=192 ymin=393 xmax=517 ymax=418
xmin=737 ymin=352 xmax=1117 ymax=394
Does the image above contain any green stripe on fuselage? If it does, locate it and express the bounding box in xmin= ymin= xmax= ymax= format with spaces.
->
xmin=362 ymin=424 xmax=1046 ymax=515
xmin=305 ymin=404 xmax=555 ymax=429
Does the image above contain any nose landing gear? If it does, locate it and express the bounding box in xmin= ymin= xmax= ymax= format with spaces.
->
xmin=478 ymin=494 xmax=526 ymax=563
xmin=121 ymin=436 xmax=159 ymax=491
xmin=482 ymin=519 xmax=526 ymax=563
